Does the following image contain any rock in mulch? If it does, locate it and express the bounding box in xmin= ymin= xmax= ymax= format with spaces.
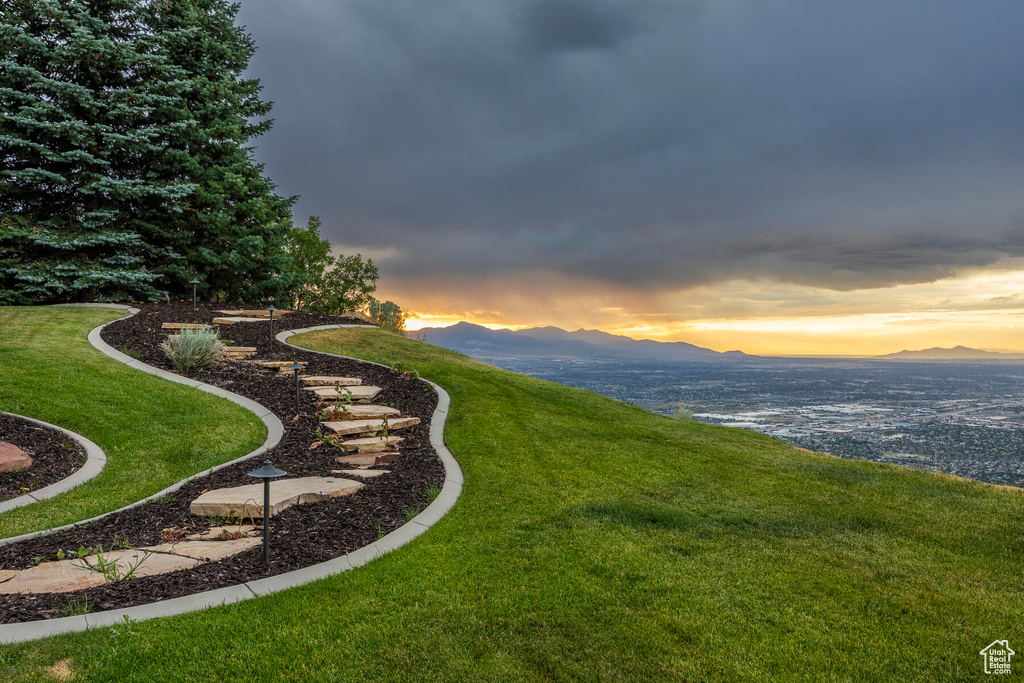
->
xmin=308 ymin=385 xmax=382 ymax=401
xmin=0 ymin=442 xmax=31 ymax=473
xmin=321 ymin=404 xmax=402 ymax=420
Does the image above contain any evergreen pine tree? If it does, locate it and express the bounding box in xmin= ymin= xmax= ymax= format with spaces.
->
xmin=0 ymin=0 xmax=193 ymax=303
xmin=137 ymin=0 xmax=295 ymax=302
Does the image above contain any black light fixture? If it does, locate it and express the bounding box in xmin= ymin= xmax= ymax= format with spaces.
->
xmin=247 ymin=460 xmax=287 ymax=564
xmin=266 ymin=304 xmax=277 ymax=343
xmin=189 ymin=279 xmax=201 ymax=312
xmin=288 ymin=361 xmax=305 ymax=416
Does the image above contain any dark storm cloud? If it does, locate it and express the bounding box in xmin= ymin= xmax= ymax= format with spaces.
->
xmin=237 ymin=0 xmax=1024 ymax=292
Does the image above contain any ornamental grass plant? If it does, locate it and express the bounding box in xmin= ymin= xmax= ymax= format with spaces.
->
xmin=160 ymin=328 xmax=224 ymax=373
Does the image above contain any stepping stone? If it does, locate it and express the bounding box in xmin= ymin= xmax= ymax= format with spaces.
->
xmin=185 ymin=524 xmax=259 ymax=541
xmin=213 ymin=317 xmax=269 ymax=325
xmin=320 ymin=417 xmax=420 ymax=436
xmin=84 ymin=548 xmax=202 ymax=578
xmin=247 ymin=360 xmax=308 ymax=369
xmin=0 ymin=559 xmax=107 ymax=595
xmin=334 ymin=453 xmax=400 ymax=467
xmin=0 ymin=569 xmax=19 ymax=584
xmin=339 ymin=435 xmax=403 ymax=453
xmin=222 ymin=347 xmax=257 ymax=359
xmin=189 ymin=476 xmax=364 ymax=518
xmin=0 ymin=442 xmax=31 ymax=473
xmin=321 ymin=404 xmax=401 ymax=419
xmin=215 ymin=309 xmax=292 ymax=317
xmin=161 ymin=322 xmax=210 ymax=331
xmin=310 ymin=385 xmax=381 ymax=402
xmin=150 ymin=538 xmax=262 ymax=561
xmin=331 ymin=469 xmax=389 ymax=478
xmin=302 ymin=376 xmax=363 ymax=387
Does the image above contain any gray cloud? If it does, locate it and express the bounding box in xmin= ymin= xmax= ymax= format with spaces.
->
xmin=237 ymin=0 xmax=1024 ymax=294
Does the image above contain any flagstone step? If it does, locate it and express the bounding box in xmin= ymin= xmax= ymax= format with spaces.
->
xmin=215 ymin=309 xmax=292 ymax=317
xmin=320 ymin=417 xmax=420 ymax=436
xmin=222 ymin=347 xmax=257 ymax=359
xmin=321 ymin=404 xmax=401 ymax=420
xmin=334 ymin=452 xmax=400 ymax=467
xmin=331 ymin=469 xmax=389 ymax=478
xmin=161 ymin=322 xmax=210 ymax=331
xmin=213 ymin=317 xmax=270 ymax=325
xmin=189 ymin=476 xmax=364 ymax=518
xmin=302 ymin=376 xmax=362 ymax=387
xmin=246 ymin=360 xmax=308 ymax=369
xmin=339 ymin=435 xmax=403 ymax=453
xmin=0 ymin=538 xmax=263 ymax=595
xmin=309 ymin=385 xmax=381 ymax=402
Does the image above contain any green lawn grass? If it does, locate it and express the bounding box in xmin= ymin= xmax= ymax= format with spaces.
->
xmin=1 ymin=325 xmax=1021 ymax=681
xmin=0 ymin=307 xmax=265 ymax=538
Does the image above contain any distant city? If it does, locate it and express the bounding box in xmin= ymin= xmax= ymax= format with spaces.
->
xmin=476 ymin=356 xmax=1024 ymax=488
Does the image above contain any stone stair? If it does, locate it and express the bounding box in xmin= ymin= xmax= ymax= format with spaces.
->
xmin=337 ymin=435 xmax=403 ymax=453
xmin=302 ymin=376 xmax=362 ymax=387
xmin=334 ymin=452 xmax=400 ymax=467
xmin=222 ymin=346 xmax=257 ymax=360
xmin=321 ymin=404 xmax=401 ymax=420
xmin=309 ymin=385 xmax=382 ymax=402
xmin=320 ymin=416 xmax=420 ymax=437
xmin=189 ymin=476 xmax=363 ymax=518
xmin=161 ymin=322 xmax=210 ymax=331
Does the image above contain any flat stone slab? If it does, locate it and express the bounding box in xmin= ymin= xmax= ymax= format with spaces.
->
xmin=310 ymin=385 xmax=381 ymax=401
xmin=331 ymin=469 xmax=389 ymax=478
xmin=334 ymin=453 xmax=400 ymax=467
xmin=161 ymin=322 xmax=210 ymax=330
xmin=321 ymin=417 xmax=420 ymax=436
xmin=302 ymin=376 xmax=362 ymax=387
xmin=215 ymin=310 xmax=292 ymax=317
xmin=89 ymin=548 xmax=202 ymax=578
xmin=0 ymin=559 xmax=107 ymax=595
xmin=222 ymin=347 xmax=257 ymax=358
xmin=212 ymin=317 xmax=268 ymax=325
xmin=321 ymin=404 xmax=401 ymax=419
xmin=0 ymin=442 xmax=32 ymax=473
xmin=151 ymin=538 xmax=262 ymax=562
xmin=185 ymin=524 xmax=259 ymax=541
xmin=189 ymin=476 xmax=364 ymax=518
xmin=246 ymin=360 xmax=308 ymax=369
xmin=340 ymin=435 xmax=403 ymax=453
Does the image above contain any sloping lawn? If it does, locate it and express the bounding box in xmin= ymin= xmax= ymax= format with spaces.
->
xmin=1 ymin=325 xmax=1021 ymax=681
xmin=0 ymin=307 xmax=264 ymax=538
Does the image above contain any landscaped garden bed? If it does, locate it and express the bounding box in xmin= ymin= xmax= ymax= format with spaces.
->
xmin=0 ymin=303 xmax=444 ymax=623
xmin=0 ymin=415 xmax=86 ymax=503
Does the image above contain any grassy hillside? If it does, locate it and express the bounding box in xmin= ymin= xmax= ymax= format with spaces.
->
xmin=1 ymin=324 xmax=1020 ymax=680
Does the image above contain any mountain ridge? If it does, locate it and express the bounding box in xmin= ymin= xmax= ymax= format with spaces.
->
xmin=413 ymin=322 xmax=746 ymax=362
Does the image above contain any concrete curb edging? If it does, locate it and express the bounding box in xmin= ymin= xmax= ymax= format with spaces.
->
xmin=0 ymin=310 xmax=462 ymax=644
xmin=0 ymin=413 xmax=107 ymax=515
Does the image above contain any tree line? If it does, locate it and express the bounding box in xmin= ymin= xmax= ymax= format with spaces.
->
xmin=0 ymin=0 xmax=402 ymax=327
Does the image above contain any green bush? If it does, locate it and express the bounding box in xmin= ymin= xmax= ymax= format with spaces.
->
xmin=160 ymin=328 xmax=224 ymax=373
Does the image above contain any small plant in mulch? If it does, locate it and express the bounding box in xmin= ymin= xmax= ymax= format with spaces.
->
xmin=56 ymin=596 xmax=93 ymax=617
xmin=391 ymin=362 xmax=420 ymax=381
xmin=160 ymin=328 xmax=225 ymax=373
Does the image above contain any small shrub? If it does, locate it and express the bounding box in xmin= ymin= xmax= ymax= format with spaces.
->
xmin=161 ymin=328 xmax=224 ymax=372
xmin=674 ymin=401 xmax=695 ymax=422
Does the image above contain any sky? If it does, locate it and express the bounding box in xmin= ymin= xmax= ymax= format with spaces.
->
xmin=236 ymin=0 xmax=1024 ymax=355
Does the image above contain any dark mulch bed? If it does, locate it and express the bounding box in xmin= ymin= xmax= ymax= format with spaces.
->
xmin=0 ymin=302 xmax=445 ymax=623
xmin=0 ymin=414 xmax=86 ymax=502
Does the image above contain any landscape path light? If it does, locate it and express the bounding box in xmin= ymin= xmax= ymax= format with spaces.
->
xmin=288 ymin=361 xmax=304 ymax=416
xmin=266 ymin=304 xmax=277 ymax=343
xmin=247 ymin=460 xmax=287 ymax=565
xmin=189 ymin=279 xmax=201 ymax=312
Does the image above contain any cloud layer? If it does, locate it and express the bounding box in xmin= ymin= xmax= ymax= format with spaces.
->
xmin=238 ymin=0 xmax=1024 ymax=296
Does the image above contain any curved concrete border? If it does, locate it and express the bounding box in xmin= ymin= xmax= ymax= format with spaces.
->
xmin=0 ymin=413 xmax=107 ymax=514
xmin=0 ymin=310 xmax=462 ymax=644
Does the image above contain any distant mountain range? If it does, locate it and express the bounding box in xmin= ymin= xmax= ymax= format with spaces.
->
xmin=413 ymin=322 xmax=748 ymax=362
xmin=880 ymin=345 xmax=1024 ymax=361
